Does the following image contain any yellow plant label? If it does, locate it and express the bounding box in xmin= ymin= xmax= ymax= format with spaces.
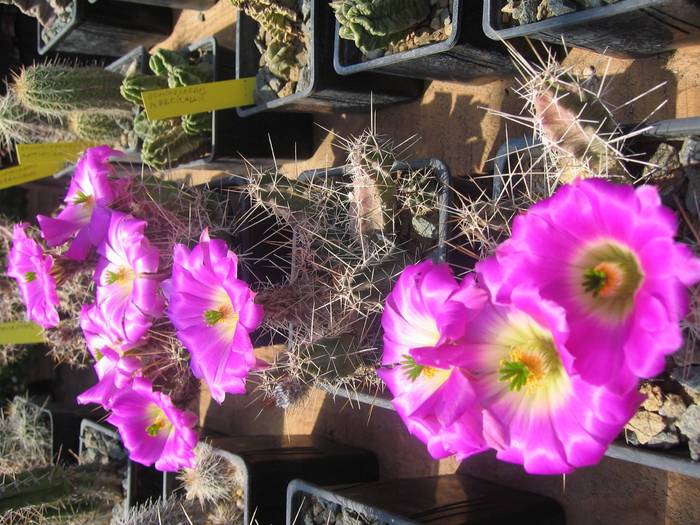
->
xmin=16 ymin=140 xmax=95 ymax=165
xmin=142 ymin=77 xmax=257 ymax=121
xmin=0 ymin=162 xmax=65 ymax=190
xmin=0 ymin=321 xmax=44 ymax=345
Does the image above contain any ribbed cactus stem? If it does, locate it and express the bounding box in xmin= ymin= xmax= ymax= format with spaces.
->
xmin=230 ymin=0 xmax=300 ymax=41
xmin=141 ymin=126 xmax=206 ymax=169
xmin=253 ymin=172 xmax=315 ymax=217
xmin=0 ymin=93 xmax=75 ymax=150
xmin=13 ymin=64 xmax=132 ymax=117
xmin=255 ymin=283 xmax=314 ymax=326
xmin=68 ymin=113 xmax=131 ymax=146
xmin=149 ymin=49 xmax=190 ymax=77
xmin=120 ymin=73 xmax=169 ymax=106
xmin=534 ymin=82 xmax=625 ymax=182
xmin=333 ymin=0 xmax=432 ymax=53
xmin=347 ymin=132 xmax=397 ymax=245
xmin=300 ymin=334 xmax=362 ymax=379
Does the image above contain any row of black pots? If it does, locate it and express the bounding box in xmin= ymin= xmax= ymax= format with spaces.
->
xmin=76 ymin=418 xmax=564 ymax=525
xmin=44 ymin=0 xmax=700 ymax=83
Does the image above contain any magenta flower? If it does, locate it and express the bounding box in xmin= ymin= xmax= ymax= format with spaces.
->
xmin=95 ymin=211 xmax=163 ymax=343
xmin=80 ymin=302 xmax=147 ymax=356
xmin=413 ymin=284 xmax=643 ymax=474
xmin=165 ymin=229 xmax=263 ymax=404
xmin=77 ymin=347 xmax=141 ymax=409
xmin=378 ymin=260 xmax=490 ymax=460
xmin=6 ymin=223 xmax=59 ymax=328
xmin=107 ymin=377 xmax=198 ymax=472
xmin=478 ymin=179 xmax=700 ymax=386
xmin=37 ymin=145 xmax=126 ymax=260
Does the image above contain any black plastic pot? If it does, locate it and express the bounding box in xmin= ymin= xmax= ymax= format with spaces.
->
xmin=105 ymin=46 xmax=149 ymax=76
xmin=116 ymin=0 xmax=217 ymax=9
xmin=235 ymin=0 xmax=424 ymax=116
xmin=334 ymin=0 xmax=513 ymax=81
xmin=202 ymin=435 xmax=378 ymax=525
xmin=78 ymin=419 xmax=163 ymax=508
xmin=37 ymin=0 xmax=173 ymax=57
xmin=287 ymin=475 xmax=565 ymax=525
xmin=483 ymin=0 xmax=700 ymax=58
xmin=186 ymin=37 xmax=313 ymax=163
xmin=47 ymin=403 xmax=106 ymax=464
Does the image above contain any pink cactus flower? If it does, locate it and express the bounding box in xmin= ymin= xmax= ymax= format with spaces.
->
xmin=107 ymin=377 xmax=198 ymax=472
xmin=6 ymin=223 xmax=59 ymax=328
xmin=80 ymin=302 xmax=147 ymax=356
xmin=412 ymin=283 xmax=644 ymax=474
xmin=95 ymin=211 xmax=163 ymax=343
xmin=478 ymin=178 xmax=700 ymax=386
xmin=378 ymin=260 xmax=490 ymax=460
xmin=165 ymin=229 xmax=263 ymax=404
xmin=77 ymin=347 xmax=141 ymax=409
xmin=37 ymin=145 xmax=126 ymax=260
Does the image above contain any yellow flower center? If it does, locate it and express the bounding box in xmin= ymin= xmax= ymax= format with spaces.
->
xmin=145 ymin=407 xmax=170 ymax=437
xmin=106 ymin=266 xmax=135 ymax=286
xmin=203 ymin=303 xmax=239 ymax=327
xmin=576 ymin=241 xmax=644 ymax=320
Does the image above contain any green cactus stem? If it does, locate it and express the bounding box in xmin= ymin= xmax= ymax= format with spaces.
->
xmin=0 ymin=93 xmax=75 ymax=150
xmin=230 ymin=0 xmax=300 ymax=41
xmin=181 ymin=112 xmax=212 ymax=136
xmin=332 ymin=0 xmax=432 ymax=54
xmin=68 ymin=113 xmax=132 ymax=146
xmin=120 ymin=73 xmax=169 ymax=106
xmin=148 ymin=48 xmax=190 ymax=77
xmin=141 ymin=125 xmax=206 ymax=169
xmin=13 ymin=64 xmax=132 ymax=117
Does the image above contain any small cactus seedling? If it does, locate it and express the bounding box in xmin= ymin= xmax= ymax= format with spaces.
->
xmin=13 ymin=63 xmax=132 ymax=117
xmin=332 ymin=0 xmax=432 ymax=54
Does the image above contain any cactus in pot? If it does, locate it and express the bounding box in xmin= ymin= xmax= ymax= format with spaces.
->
xmin=0 ymin=93 xmax=76 ymax=151
xmin=248 ymin=129 xmax=443 ymax=407
xmin=332 ymin=0 xmax=432 ymax=54
xmin=13 ymin=64 xmax=132 ymax=117
xmin=68 ymin=113 xmax=133 ymax=147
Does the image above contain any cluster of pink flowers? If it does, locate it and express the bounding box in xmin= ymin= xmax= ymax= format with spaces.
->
xmin=5 ymin=146 xmax=263 ymax=472
xmin=382 ymin=179 xmax=700 ymax=474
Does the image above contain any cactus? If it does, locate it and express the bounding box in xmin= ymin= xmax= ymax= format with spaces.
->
xmin=332 ymin=0 xmax=432 ymax=54
xmin=0 ymin=93 xmax=76 ymax=151
xmin=120 ymin=73 xmax=169 ymax=106
xmin=169 ymin=63 xmax=213 ymax=87
xmin=246 ymin=129 xmax=442 ymax=407
xmin=68 ymin=112 xmax=132 ymax=146
xmin=141 ymin=125 xmax=206 ymax=168
xmin=148 ymin=49 xmax=190 ymax=77
xmin=0 ymin=397 xmax=52 ymax=477
xmin=0 ymin=0 xmax=68 ymax=27
xmin=230 ymin=0 xmax=300 ymax=41
xmin=12 ymin=64 xmax=132 ymax=117
xmin=0 ymin=463 xmax=122 ymax=522
xmin=181 ymin=112 xmax=212 ymax=136
xmin=502 ymin=0 xmax=618 ymax=25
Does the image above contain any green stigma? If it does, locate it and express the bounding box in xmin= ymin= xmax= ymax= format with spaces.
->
xmin=400 ymin=355 xmax=425 ymax=382
xmin=72 ymin=191 xmax=93 ymax=206
xmin=499 ymin=360 xmax=530 ymax=392
xmin=145 ymin=422 xmax=162 ymax=437
xmin=582 ymin=267 xmax=607 ymax=297
xmin=94 ymin=348 xmax=104 ymax=361
xmin=24 ymin=271 xmax=37 ymax=283
xmin=203 ymin=309 xmax=225 ymax=326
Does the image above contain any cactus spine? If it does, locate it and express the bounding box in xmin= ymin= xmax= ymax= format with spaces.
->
xmin=0 ymin=93 xmax=76 ymax=150
xmin=13 ymin=64 xmax=132 ymax=117
xmin=68 ymin=113 xmax=132 ymax=146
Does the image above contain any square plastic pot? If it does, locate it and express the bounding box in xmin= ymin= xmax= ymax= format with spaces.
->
xmin=37 ymin=0 xmax=174 ymax=56
xmin=235 ymin=0 xmax=425 ymax=116
xmin=193 ymin=435 xmax=378 ymax=525
xmin=78 ymin=419 xmax=162 ymax=509
xmin=334 ymin=0 xmax=514 ymax=81
xmin=185 ymin=37 xmax=313 ymax=163
xmin=287 ymin=475 xmax=565 ymax=525
xmin=483 ymin=0 xmax=700 ymax=58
